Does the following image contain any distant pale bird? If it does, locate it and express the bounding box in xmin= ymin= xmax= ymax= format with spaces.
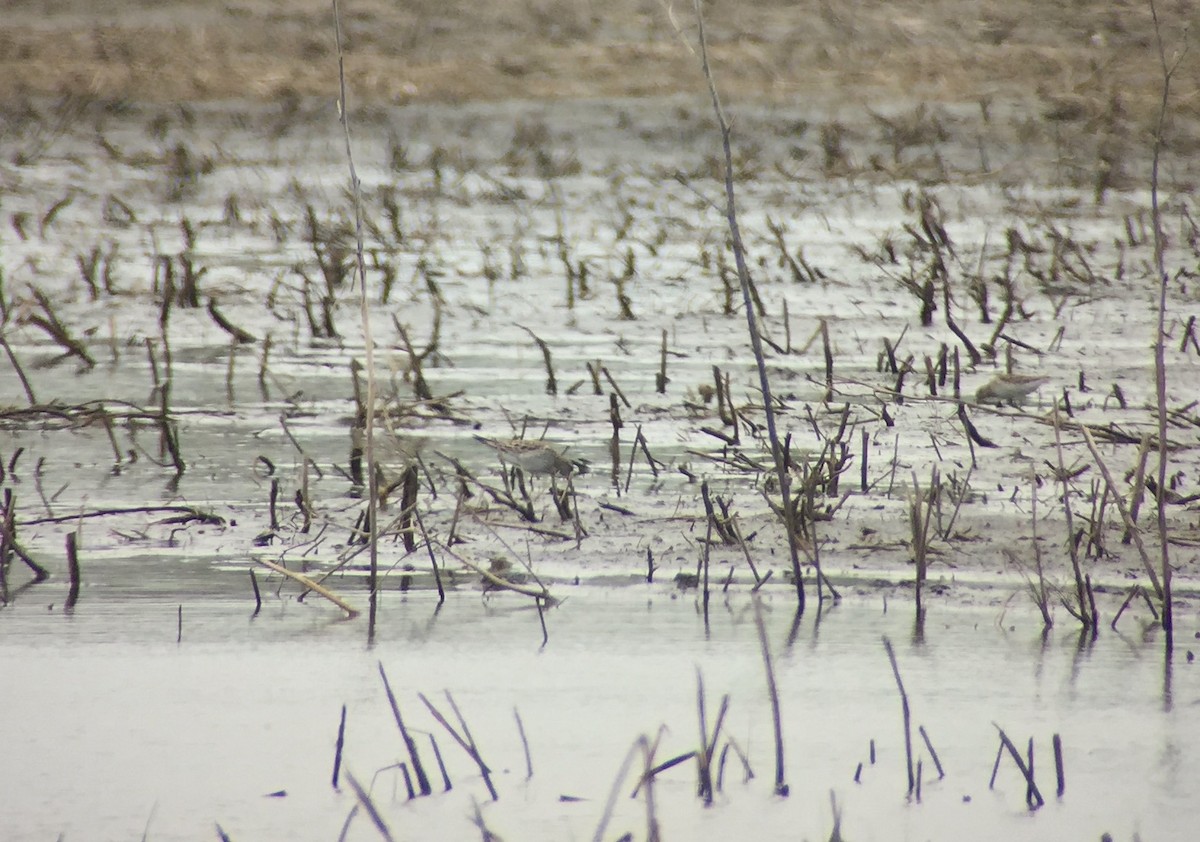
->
xmin=474 ymin=436 xmax=587 ymax=477
xmin=975 ymin=374 xmax=1051 ymax=406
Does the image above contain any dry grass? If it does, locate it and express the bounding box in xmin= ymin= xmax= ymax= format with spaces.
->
xmin=1 ymin=0 xmax=1195 ymax=133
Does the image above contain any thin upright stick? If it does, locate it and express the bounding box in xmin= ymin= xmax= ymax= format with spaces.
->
xmin=753 ymin=596 xmax=788 ymax=795
xmin=1148 ymin=0 xmax=1182 ymax=642
xmin=332 ymin=0 xmax=380 ymax=639
xmin=694 ymin=0 xmax=804 ymax=609
xmin=378 ymin=663 xmax=433 ymax=795
xmin=332 ymin=704 xmax=347 ymax=789
xmin=514 ymin=707 xmax=533 ymax=781
xmin=882 ymin=636 xmax=915 ymax=795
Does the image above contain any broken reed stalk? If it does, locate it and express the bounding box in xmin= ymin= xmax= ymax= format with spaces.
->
xmin=1076 ymin=422 xmax=1163 ymax=599
xmin=693 ymin=0 xmax=804 ymax=609
xmin=65 ymin=531 xmax=81 ymax=609
xmin=1148 ymin=0 xmax=1179 ymax=643
xmin=638 ymin=734 xmax=663 ymax=842
xmin=752 ymin=596 xmax=788 ymax=795
xmin=656 ymin=328 xmax=668 ymax=393
xmin=257 ymin=334 xmax=272 ymax=399
xmin=398 ymin=464 xmax=419 ymax=552
xmin=378 ymin=662 xmax=433 ymax=796
xmin=909 ymin=467 xmax=937 ymax=621
xmin=520 ymin=325 xmax=557 ymax=395
xmin=990 ymin=724 xmax=1044 ymax=808
xmin=882 ymin=636 xmax=915 ymax=796
xmin=155 ymin=275 xmax=185 ymax=477
xmin=1028 ymin=468 xmax=1052 ymax=628
xmin=1051 ymin=407 xmax=1090 ymax=628
xmin=1 ymin=489 xmax=50 ymax=581
xmin=694 ymin=669 xmax=730 ymax=804
xmin=820 ymin=318 xmax=834 ymax=402
xmin=248 ymin=567 xmax=262 ymax=614
xmin=593 ymin=738 xmax=643 ymax=842
xmin=410 ymin=498 xmax=446 ymax=605
xmin=419 ymin=691 xmax=498 ymax=801
xmin=24 ymin=288 xmax=96 ymax=368
xmin=1052 ymin=733 xmax=1065 ymax=797
xmin=0 ymin=336 xmax=37 ymax=405
xmin=699 ymin=481 xmax=715 ymax=622
xmin=860 ymin=429 xmax=869 ymax=492
xmin=1126 ymin=435 xmax=1153 ymax=540
xmin=258 ymin=558 xmax=359 ymax=617
xmin=514 ymin=706 xmax=533 ymax=781
xmin=608 ymin=392 xmax=623 ymax=487
xmin=332 ymin=0 xmax=381 ymax=640
xmin=332 ymin=703 xmax=347 ymax=789
xmin=344 ymin=770 xmax=397 ymax=842
xmin=918 ymin=725 xmax=945 ymax=779
xmin=429 ymin=733 xmax=452 ymax=791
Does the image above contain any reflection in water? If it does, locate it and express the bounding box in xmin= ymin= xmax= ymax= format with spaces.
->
xmin=1162 ymin=647 xmax=1173 ymax=712
xmin=0 ymin=589 xmax=1194 ymax=842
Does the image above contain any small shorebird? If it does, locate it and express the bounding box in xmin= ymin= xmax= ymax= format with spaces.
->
xmin=474 ymin=435 xmax=587 ymax=477
xmin=975 ymin=373 xmax=1051 ymax=406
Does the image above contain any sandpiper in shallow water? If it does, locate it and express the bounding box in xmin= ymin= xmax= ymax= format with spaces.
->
xmin=974 ymin=373 xmax=1051 ymax=406
xmin=474 ymin=436 xmax=586 ymax=477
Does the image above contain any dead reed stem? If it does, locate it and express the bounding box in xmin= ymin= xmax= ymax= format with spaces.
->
xmin=1 ymin=489 xmax=50 ymax=581
xmin=344 ymin=770 xmax=396 ymax=842
xmin=693 ymin=0 xmax=804 ymax=610
xmin=248 ymin=567 xmax=262 ymax=614
xmin=428 ymin=733 xmax=451 ymax=791
xmin=608 ymin=392 xmax=623 ymax=487
xmin=882 ymin=636 xmax=915 ymax=796
xmin=332 ymin=703 xmax=347 ymax=789
xmin=1051 ymin=407 xmax=1089 ymax=628
xmin=592 ymin=739 xmax=641 ymax=842
xmin=1028 ymin=468 xmax=1052 ymax=628
xmin=514 ymin=706 xmax=533 ymax=781
xmin=990 ymin=725 xmax=1045 ymax=808
xmin=258 ymin=558 xmax=359 ymax=617
xmin=639 ymin=734 xmax=663 ymax=842
xmin=0 ymin=336 xmax=37 ymax=405
xmin=1052 ymin=733 xmax=1065 ymax=797
xmin=332 ymin=0 xmax=380 ymax=639
xmin=656 ymin=328 xmax=668 ymax=393
xmin=752 ymin=596 xmax=788 ymax=795
xmin=909 ymin=467 xmax=937 ymax=620
xmin=419 ymin=691 xmax=498 ymax=801
xmin=1148 ymin=0 xmax=1181 ymax=643
xmin=410 ymin=499 xmax=445 ymax=605
xmin=1076 ymin=422 xmax=1163 ymax=599
xmin=65 ymin=531 xmax=80 ymax=610
xmin=695 ymin=669 xmax=729 ymax=804
xmin=378 ymin=663 xmax=433 ymax=796
xmin=917 ymin=725 xmax=945 ymax=779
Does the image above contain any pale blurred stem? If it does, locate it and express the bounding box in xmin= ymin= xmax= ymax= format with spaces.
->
xmin=1077 ymin=422 xmax=1162 ymax=599
xmin=1149 ymin=0 xmax=1183 ymax=639
xmin=333 ymin=0 xmax=380 ymax=619
xmin=694 ymin=0 xmax=806 ymax=609
xmin=1051 ymin=407 xmax=1089 ymax=628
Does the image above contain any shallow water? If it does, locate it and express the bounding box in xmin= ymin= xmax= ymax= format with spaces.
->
xmin=2 ymin=95 xmax=1199 ymax=841
xmin=1 ymin=585 xmax=1194 ymax=841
